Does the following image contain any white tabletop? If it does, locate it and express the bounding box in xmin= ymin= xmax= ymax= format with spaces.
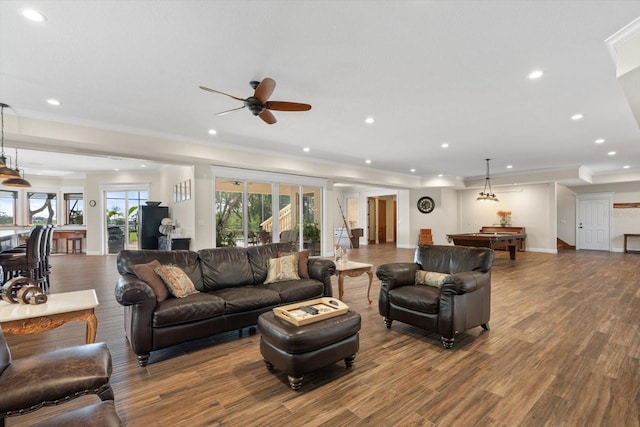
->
xmin=0 ymin=289 xmax=98 ymax=322
xmin=334 ymin=260 xmax=373 ymax=272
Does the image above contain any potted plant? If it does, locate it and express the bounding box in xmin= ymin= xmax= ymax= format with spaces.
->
xmin=497 ymin=210 xmax=512 ymax=227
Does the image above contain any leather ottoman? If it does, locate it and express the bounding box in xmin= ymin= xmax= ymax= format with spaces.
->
xmin=257 ymin=310 xmax=361 ymax=390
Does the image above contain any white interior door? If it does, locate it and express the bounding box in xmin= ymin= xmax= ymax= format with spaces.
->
xmin=577 ymin=196 xmax=611 ymax=251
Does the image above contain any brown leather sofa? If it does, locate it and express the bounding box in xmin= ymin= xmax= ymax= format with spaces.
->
xmin=0 ymin=325 xmax=120 ymax=427
xmin=115 ymin=243 xmax=335 ymax=366
xmin=377 ymin=245 xmax=494 ymax=349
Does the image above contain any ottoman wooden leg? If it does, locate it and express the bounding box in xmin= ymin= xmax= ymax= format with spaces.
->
xmin=345 ymin=354 xmax=356 ymax=369
xmin=288 ymin=375 xmax=303 ymax=391
xmin=264 ymin=360 xmax=275 ymax=372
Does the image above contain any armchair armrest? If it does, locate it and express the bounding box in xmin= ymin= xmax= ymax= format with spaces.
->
xmin=440 ymin=271 xmax=491 ymax=295
xmin=376 ymin=263 xmax=420 ymax=290
xmin=0 ymin=342 xmax=113 ymax=418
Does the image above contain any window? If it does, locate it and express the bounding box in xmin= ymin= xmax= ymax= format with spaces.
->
xmin=64 ymin=193 xmax=84 ymax=225
xmin=27 ymin=192 xmax=57 ymax=225
xmin=0 ymin=190 xmax=17 ymax=225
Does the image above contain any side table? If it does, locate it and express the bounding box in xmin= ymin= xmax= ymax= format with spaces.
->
xmin=0 ymin=289 xmax=99 ymax=343
xmin=334 ymin=260 xmax=374 ymax=304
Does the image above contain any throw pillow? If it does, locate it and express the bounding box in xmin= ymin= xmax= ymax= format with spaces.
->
xmin=264 ymin=253 xmax=301 ymax=284
xmin=132 ymin=260 xmax=169 ymax=302
xmin=154 ymin=264 xmax=199 ymax=298
xmin=415 ymin=270 xmax=450 ymax=288
xmin=278 ymin=250 xmax=310 ymax=279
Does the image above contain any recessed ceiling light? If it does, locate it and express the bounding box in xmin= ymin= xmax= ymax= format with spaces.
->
xmin=410 ymin=168 xmax=416 ymax=173
xmin=623 ymin=165 xmax=630 ymax=169
xmin=46 ymin=99 xmax=60 ymax=106
xmin=438 ymin=174 xmax=443 ymax=177
xmin=506 ymin=165 xmax=513 ymax=169
xmin=208 ymin=129 xmax=217 ymax=135
xmin=571 ymin=113 xmax=583 ymax=121
xmin=528 ymin=69 xmax=544 ymax=80
xmin=607 ymin=151 xmax=616 ymax=156
xmin=365 ymin=159 xmax=371 ymax=164
xmin=303 ymin=147 xmax=310 ymax=152
xmin=364 ymin=117 xmax=375 ymax=124
xmin=140 ymin=164 xmax=147 ymax=168
xmin=595 ymin=138 xmax=605 ymax=144
xmin=21 ymin=8 xmax=47 ymax=22
xmin=114 ymin=168 xmax=120 ymax=171
xmin=441 ymin=143 xmax=449 ymax=148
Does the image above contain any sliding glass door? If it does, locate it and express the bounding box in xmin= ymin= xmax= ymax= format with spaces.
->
xmin=214 ymin=171 xmax=324 ymax=255
xmin=105 ymin=190 xmax=147 ymax=253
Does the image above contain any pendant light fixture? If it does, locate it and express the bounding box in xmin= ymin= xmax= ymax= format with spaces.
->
xmin=477 ymin=158 xmax=499 ymax=202
xmin=0 ymin=103 xmax=21 ymax=180
xmin=2 ymin=147 xmax=31 ymax=187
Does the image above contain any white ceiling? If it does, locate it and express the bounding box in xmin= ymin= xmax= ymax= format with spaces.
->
xmin=1 ymin=1 xmax=640 ymax=186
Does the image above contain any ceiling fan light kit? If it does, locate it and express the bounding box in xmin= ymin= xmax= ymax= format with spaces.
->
xmin=199 ymin=77 xmax=311 ymax=125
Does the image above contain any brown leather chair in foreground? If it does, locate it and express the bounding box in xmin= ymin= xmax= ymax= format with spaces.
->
xmin=377 ymin=245 xmax=494 ymax=349
xmin=0 ymin=325 xmax=120 ymax=426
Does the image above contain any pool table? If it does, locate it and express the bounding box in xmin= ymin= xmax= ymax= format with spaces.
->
xmin=446 ymin=232 xmax=527 ymax=260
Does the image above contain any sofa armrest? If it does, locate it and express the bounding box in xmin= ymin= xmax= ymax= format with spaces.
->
xmin=440 ymin=271 xmax=491 ymax=295
xmin=376 ymin=263 xmax=419 ymax=291
xmin=308 ymin=258 xmax=336 ymax=296
xmin=114 ymin=274 xmax=156 ymax=307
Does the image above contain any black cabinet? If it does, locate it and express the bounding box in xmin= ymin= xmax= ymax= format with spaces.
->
xmin=140 ymin=206 xmax=169 ymax=249
xmin=158 ymin=237 xmax=191 ymax=250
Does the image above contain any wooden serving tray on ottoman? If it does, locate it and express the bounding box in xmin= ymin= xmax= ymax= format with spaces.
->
xmin=273 ymin=297 xmax=349 ymax=326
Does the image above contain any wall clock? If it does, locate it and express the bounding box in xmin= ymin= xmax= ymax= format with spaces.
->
xmin=417 ymin=196 xmax=435 ymax=214
xmin=89 ymin=200 xmax=96 ymax=207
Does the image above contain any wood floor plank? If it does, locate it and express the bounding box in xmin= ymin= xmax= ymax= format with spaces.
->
xmin=3 ymin=245 xmax=640 ymax=426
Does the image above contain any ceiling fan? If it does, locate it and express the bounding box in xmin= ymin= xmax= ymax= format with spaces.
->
xmin=199 ymin=77 xmax=311 ymax=125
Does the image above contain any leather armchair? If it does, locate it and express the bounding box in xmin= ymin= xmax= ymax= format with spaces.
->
xmin=0 ymin=325 xmax=118 ymax=426
xmin=377 ymin=245 xmax=494 ymax=348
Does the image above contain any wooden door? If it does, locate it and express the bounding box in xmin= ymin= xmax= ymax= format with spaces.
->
xmin=577 ymin=198 xmax=610 ymax=250
xmin=378 ymin=199 xmax=386 ymax=243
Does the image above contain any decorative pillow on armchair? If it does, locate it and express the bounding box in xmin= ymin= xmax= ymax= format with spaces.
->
xmin=154 ymin=264 xmax=199 ymax=298
xmin=415 ymin=270 xmax=450 ymax=288
xmin=132 ymin=259 xmax=169 ymax=302
xmin=278 ymin=250 xmax=310 ymax=279
xmin=264 ymin=253 xmax=301 ymax=284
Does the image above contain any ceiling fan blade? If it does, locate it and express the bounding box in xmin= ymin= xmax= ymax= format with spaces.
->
xmin=266 ymin=101 xmax=312 ymax=112
xmin=199 ymin=85 xmax=245 ymax=101
xmin=259 ymin=109 xmax=277 ymax=125
xmin=254 ymin=78 xmax=276 ymax=103
xmin=216 ymin=106 xmax=246 ymax=116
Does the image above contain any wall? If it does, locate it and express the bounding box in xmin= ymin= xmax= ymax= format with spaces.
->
xmin=409 ymin=188 xmax=458 ymax=246
xmin=84 ymin=171 xmax=161 ymax=255
xmin=571 ymin=182 xmax=640 ymax=252
xmin=160 ymin=165 xmax=195 ymax=245
xmin=457 ymin=183 xmax=557 ymax=253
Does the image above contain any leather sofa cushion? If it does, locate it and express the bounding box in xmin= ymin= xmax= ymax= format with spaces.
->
xmin=118 ymin=250 xmax=204 ymax=290
xmin=258 ymin=310 xmax=361 ymax=354
xmin=153 ymin=293 xmax=225 ymax=327
xmin=262 ymin=279 xmax=324 ymax=303
xmin=198 ymin=247 xmax=254 ymax=290
xmin=247 ymin=242 xmax=296 ymax=283
xmin=209 ymin=286 xmax=281 ymax=314
xmin=415 ymin=245 xmax=492 ymax=274
xmin=389 ymin=285 xmax=439 ymax=314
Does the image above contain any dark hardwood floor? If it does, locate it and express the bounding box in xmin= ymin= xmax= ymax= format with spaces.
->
xmin=4 ymin=245 xmax=640 ymax=426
